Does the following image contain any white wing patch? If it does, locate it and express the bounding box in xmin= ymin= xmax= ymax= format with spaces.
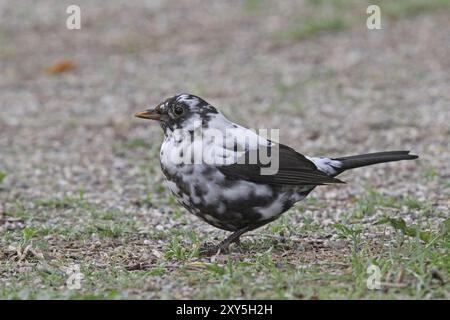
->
xmin=254 ymin=194 xmax=286 ymax=219
xmin=306 ymin=156 xmax=342 ymax=176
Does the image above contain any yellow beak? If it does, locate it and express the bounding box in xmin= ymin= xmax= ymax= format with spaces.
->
xmin=134 ymin=109 xmax=161 ymax=120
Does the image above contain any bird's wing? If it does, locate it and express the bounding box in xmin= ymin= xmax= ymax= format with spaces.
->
xmin=217 ymin=143 xmax=345 ymax=186
xmin=201 ymin=122 xmax=272 ymax=166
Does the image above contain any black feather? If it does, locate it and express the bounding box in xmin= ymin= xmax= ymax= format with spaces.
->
xmin=333 ymin=150 xmax=418 ymax=172
xmin=218 ymin=144 xmax=344 ymax=186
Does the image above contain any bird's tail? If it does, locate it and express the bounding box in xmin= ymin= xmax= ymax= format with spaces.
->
xmin=332 ymin=151 xmax=418 ymax=173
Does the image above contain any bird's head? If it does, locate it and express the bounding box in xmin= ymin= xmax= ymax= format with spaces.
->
xmin=135 ymin=94 xmax=222 ymax=134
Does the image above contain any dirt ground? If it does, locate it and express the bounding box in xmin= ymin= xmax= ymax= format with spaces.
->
xmin=0 ymin=1 xmax=449 ymax=299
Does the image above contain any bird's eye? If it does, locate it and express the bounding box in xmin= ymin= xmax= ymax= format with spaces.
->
xmin=174 ymin=105 xmax=184 ymax=116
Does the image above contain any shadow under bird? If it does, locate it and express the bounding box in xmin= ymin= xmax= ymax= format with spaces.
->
xmin=135 ymin=94 xmax=418 ymax=254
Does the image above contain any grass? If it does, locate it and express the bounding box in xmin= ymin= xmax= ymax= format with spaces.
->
xmin=424 ymin=167 xmax=439 ymax=182
xmin=124 ymin=138 xmax=151 ymax=149
xmin=349 ymin=188 xmax=438 ymax=220
xmin=165 ymin=235 xmax=199 ymax=261
xmin=279 ymin=0 xmax=450 ymax=42
xmin=34 ymin=191 xmax=87 ymax=210
xmin=286 ymin=17 xmax=347 ymax=41
xmin=243 ymin=0 xmax=263 ymax=14
xmin=10 ymin=188 xmax=437 ymax=297
xmin=258 ymin=68 xmax=337 ymax=117
xmin=1 ymin=190 xmax=448 ymax=299
xmin=381 ymin=0 xmax=450 ymax=19
xmin=0 ymin=171 xmax=7 ymax=185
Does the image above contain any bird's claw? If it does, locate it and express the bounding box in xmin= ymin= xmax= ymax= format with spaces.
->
xmin=199 ymin=242 xmax=230 ymax=256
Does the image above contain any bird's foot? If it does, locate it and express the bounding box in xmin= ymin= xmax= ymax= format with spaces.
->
xmin=199 ymin=227 xmax=249 ymax=256
xmin=199 ymin=241 xmax=231 ymax=256
xmin=199 ymin=237 xmax=243 ymax=256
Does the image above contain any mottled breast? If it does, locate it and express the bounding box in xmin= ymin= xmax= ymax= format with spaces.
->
xmin=160 ymin=141 xmax=296 ymax=230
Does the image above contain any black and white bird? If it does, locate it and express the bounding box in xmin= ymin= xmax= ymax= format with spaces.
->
xmin=135 ymin=94 xmax=418 ymax=253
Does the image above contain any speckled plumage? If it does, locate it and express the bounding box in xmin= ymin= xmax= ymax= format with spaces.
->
xmin=135 ymin=94 xmax=418 ymax=253
xmin=158 ymin=94 xmax=322 ymax=232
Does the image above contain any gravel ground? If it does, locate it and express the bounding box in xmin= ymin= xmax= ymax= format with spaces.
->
xmin=0 ymin=1 xmax=449 ymax=299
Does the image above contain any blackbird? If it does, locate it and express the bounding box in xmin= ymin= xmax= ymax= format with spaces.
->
xmin=135 ymin=94 xmax=418 ymax=253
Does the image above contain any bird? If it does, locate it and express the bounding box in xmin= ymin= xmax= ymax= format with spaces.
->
xmin=135 ymin=93 xmax=418 ymax=254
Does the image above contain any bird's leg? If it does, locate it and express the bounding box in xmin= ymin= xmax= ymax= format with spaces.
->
xmin=200 ymin=226 xmax=250 ymax=256
xmin=217 ymin=227 xmax=249 ymax=252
